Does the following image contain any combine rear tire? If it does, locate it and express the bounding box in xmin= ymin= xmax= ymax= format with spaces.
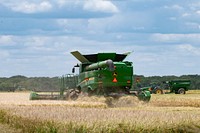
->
xmin=178 ymin=88 xmax=185 ymax=94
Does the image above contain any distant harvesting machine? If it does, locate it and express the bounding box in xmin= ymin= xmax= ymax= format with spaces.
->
xmin=30 ymin=51 xmax=151 ymax=102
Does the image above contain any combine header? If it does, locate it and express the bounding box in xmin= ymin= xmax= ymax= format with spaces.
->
xmin=30 ymin=51 xmax=151 ymax=102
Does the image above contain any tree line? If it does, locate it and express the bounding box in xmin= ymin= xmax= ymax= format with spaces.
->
xmin=0 ymin=75 xmax=60 ymax=92
xmin=0 ymin=74 xmax=200 ymax=92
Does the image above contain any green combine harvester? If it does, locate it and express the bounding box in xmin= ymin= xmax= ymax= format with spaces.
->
xmin=30 ymin=51 xmax=151 ymax=102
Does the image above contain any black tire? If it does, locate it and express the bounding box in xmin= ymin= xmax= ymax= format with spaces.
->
xmin=87 ymin=87 xmax=93 ymax=97
xmin=69 ymin=90 xmax=79 ymax=100
xmin=154 ymin=88 xmax=164 ymax=94
xmin=66 ymin=89 xmax=79 ymax=100
xmin=178 ymin=88 xmax=186 ymax=94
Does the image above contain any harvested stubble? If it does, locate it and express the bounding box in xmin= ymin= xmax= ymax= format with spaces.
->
xmin=150 ymin=93 xmax=200 ymax=107
xmin=0 ymin=91 xmax=200 ymax=132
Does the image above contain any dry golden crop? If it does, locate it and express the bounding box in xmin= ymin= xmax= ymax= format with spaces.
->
xmin=0 ymin=91 xmax=200 ymax=133
xmin=0 ymin=123 xmax=21 ymax=133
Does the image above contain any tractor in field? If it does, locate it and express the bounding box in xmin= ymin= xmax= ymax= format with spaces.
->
xmin=149 ymin=80 xmax=191 ymax=94
xmin=30 ymin=51 xmax=151 ymax=102
xmin=148 ymin=82 xmax=164 ymax=94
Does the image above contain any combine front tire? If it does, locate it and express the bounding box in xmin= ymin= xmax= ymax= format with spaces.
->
xmin=69 ymin=90 xmax=79 ymax=100
xmin=66 ymin=89 xmax=79 ymax=100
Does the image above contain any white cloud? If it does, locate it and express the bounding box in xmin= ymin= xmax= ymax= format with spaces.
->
xmin=182 ymin=13 xmax=190 ymax=17
xmin=5 ymin=1 xmax=52 ymax=13
xmin=178 ymin=44 xmax=200 ymax=56
xmin=0 ymin=35 xmax=199 ymax=77
xmin=24 ymin=37 xmax=47 ymax=47
xmin=151 ymin=34 xmax=179 ymax=42
xmin=185 ymin=22 xmax=200 ymax=30
xmin=56 ymin=19 xmax=69 ymax=31
xmin=83 ymin=0 xmax=119 ymax=13
xmin=151 ymin=34 xmax=200 ymax=43
xmin=87 ymin=12 xmax=152 ymax=34
xmin=171 ymin=5 xmax=184 ymax=10
xmin=181 ymin=2 xmax=200 ymax=19
xmin=0 ymin=51 xmax=9 ymax=58
xmin=56 ymin=0 xmax=68 ymax=7
xmin=196 ymin=10 xmax=200 ymax=15
xmin=56 ymin=19 xmax=89 ymax=33
xmin=0 ymin=35 xmax=15 ymax=45
xmin=1 ymin=0 xmax=118 ymax=14
xmin=56 ymin=0 xmax=81 ymax=8
xmin=189 ymin=2 xmax=200 ymax=11
xmin=1 ymin=1 xmax=200 ymax=76
xmin=169 ymin=17 xmax=177 ymax=20
xmin=164 ymin=4 xmax=184 ymax=11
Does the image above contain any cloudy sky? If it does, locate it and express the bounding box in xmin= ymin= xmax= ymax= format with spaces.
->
xmin=0 ymin=0 xmax=200 ymax=77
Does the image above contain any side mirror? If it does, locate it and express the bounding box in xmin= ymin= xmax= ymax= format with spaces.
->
xmin=72 ymin=67 xmax=75 ymax=73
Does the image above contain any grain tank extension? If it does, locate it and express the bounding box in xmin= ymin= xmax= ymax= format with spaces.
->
xmin=68 ymin=51 xmax=151 ymax=101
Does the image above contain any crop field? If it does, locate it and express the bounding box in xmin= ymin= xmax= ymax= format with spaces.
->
xmin=1 ymin=91 xmax=200 ymax=133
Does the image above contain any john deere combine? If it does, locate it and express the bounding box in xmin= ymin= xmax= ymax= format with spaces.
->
xmin=30 ymin=51 xmax=151 ymax=102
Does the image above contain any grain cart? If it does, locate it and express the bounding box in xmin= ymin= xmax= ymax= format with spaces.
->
xmin=164 ymin=80 xmax=191 ymax=94
xmin=65 ymin=51 xmax=151 ymax=101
